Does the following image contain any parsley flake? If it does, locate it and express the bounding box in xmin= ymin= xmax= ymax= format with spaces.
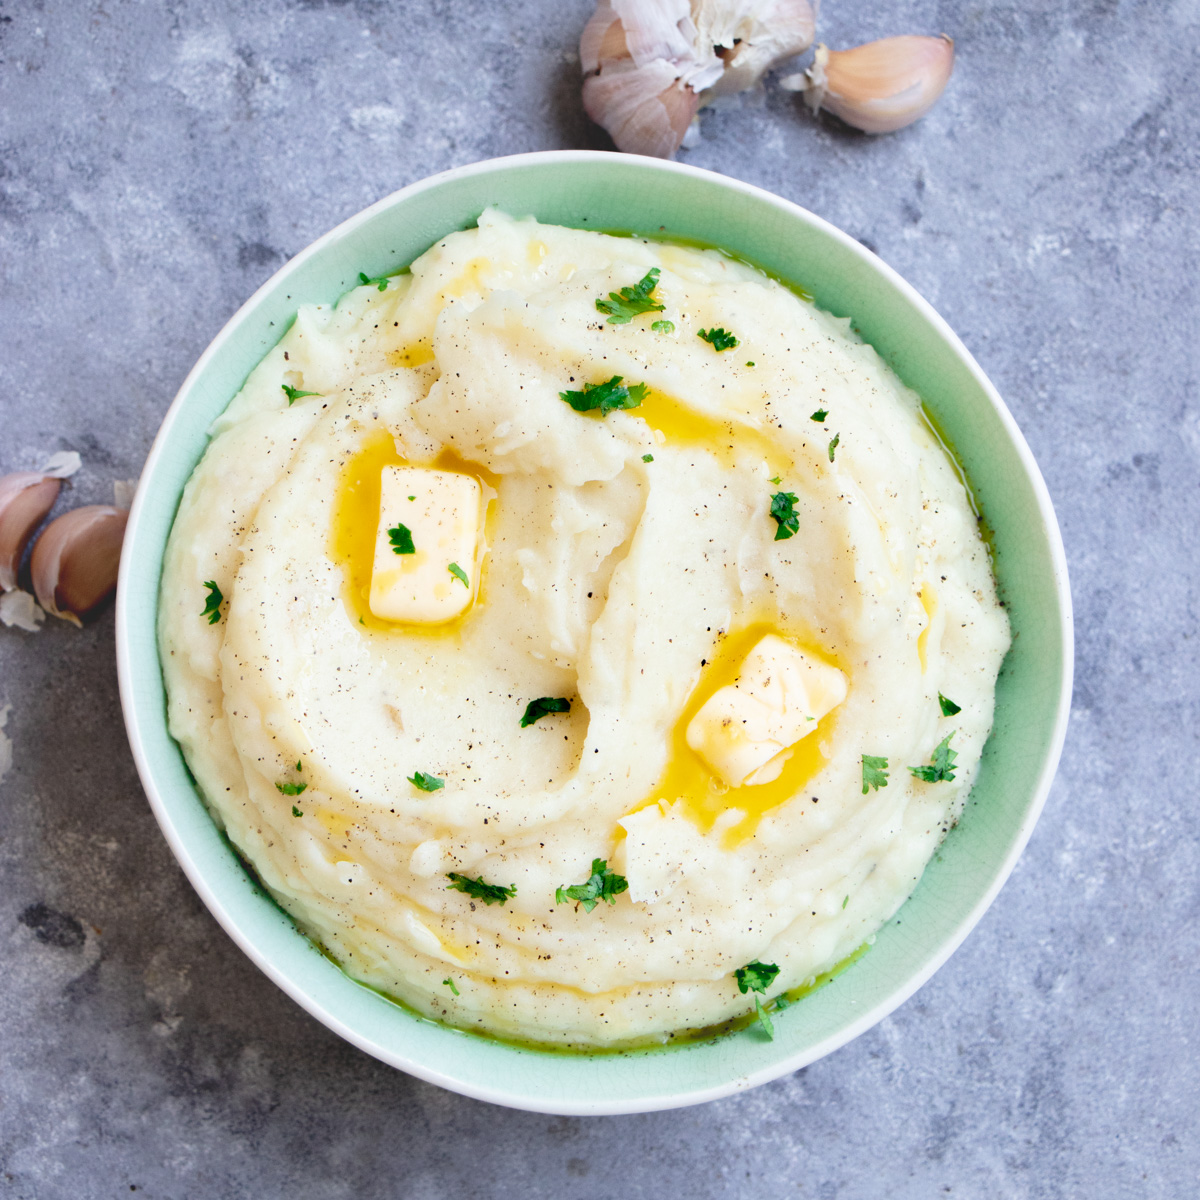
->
xmin=281 ymin=384 xmax=320 ymax=405
xmin=651 ymin=319 xmax=675 ymax=334
xmin=446 ymin=873 xmax=517 ymax=906
xmin=810 ymin=408 xmax=828 ymax=422
xmin=862 ymin=755 xmax=889 ymax=793
xmin=698 ymin=326 xmax=739 ymax=351
xmin=769 ymin=491 xmax=800 ymax=541
xmin=642 ymin=453 xmax=654 ymax=463
xmin=938 ymin=693 xmax=962 ymax=716
xmin=520 ymin=696 xmax=571 ymax=727
xmin=442 ymin=977 xmax=460 ymax=996
xmin=769 ymin=475 xmax=781 ymax=485
xmin=358 ymin=271 xmax=390 ymax=291
xmin=201 ymin=580 xmax=224 ymax=625
xmin=910 ymin=732 xmax=958 ymax=782
xmin=736 ymin=961 xmax=780 ymax=995
xmin=291 ymin=805 xmax=303 ymax=818
xmin=408 ymin=771 xmax=445 ymax=792
xmin=595 ymin=268 xmax=665 ymax=324
xmin=753 ymin=995 xmax=775 ymax=1038
xmin=555 ymin=859 xmax=629 ymax=913
xmin=559 ymin=375 xmax=647 ymax=417
xmin=387 ymin=523 xmax=415 ymax=555
xmin=276 ymin=781 xmax=307 ymax=796
xmin=842 ymin=894 xmax=849 ymax=909
xmin=745 ymin=361 xmax=755 ymax=367
xmin=448 ymin=562 xmax=470 ymax=588
xmin=828 ymin=434 xmax=840 ymax=462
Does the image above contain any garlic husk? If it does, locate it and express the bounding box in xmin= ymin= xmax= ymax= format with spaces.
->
xmin=783 ymin=36 xmax=955 ymax=134
xmin=580 ymin=0 xmax=816 ymax=157
xmin=0 ymin=473 xmax=62 ymax=592
xmin=0 ymin=588 xmax=45 ymax=633
xmin=30 ymin=505 xmax=128 ymax=626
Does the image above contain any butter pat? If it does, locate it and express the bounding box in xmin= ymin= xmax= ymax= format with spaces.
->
xmin=369 ymin=467 xmax=481 ymax=623
xmin=686 ymin=635 xmax=847 ymax=788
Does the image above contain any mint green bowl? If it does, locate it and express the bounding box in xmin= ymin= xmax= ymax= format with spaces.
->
xmin=116 ymin=152 xmax=1072 ymax=1114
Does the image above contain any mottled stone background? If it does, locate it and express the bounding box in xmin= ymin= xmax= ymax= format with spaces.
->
xmin=2 ymin=1 xmax=1197 ymax=1196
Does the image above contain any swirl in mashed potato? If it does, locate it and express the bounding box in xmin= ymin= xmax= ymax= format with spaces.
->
xmin=159 ymin=210 xmax=1009 ymax=1047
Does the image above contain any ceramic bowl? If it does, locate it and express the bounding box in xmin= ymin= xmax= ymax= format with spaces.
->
xmin=116 ymin=151 xmax=1072 ymax=1115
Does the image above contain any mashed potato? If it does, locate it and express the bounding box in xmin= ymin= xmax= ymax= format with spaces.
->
xmin=159 ymin=210 xmax=1009 ymax=1047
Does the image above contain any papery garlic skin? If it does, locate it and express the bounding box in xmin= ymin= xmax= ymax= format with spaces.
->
xmin=30 ymin=505 xmax=128 ymax=626
xmin=0 ymin=589 xmax=45 ymax=633
xmin=783 ymin=36 xmax=955 ymax=135
xmin=581 ymin=0 xmax=816 ymax=157
xmin=0 ymin=473 xmax=62 ymax=592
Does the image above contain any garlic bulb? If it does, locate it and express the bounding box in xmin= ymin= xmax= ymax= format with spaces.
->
xmin=0 ymin=473 xmax=63 ymax=592
xmin=582 ymin=0 xmax=816 ymax=158
xmin=30 ymin=505 xmax=128 ymax=626
xmin=782 ymin=36 xmax=955 ymax=134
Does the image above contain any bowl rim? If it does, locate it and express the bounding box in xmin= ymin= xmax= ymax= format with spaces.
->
xmin=116 ymin=149 xmax=1073 ymax=1114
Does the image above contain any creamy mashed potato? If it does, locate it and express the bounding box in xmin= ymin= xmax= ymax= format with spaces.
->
xmin=159 ymin=210 xmax=1009 ymax=1047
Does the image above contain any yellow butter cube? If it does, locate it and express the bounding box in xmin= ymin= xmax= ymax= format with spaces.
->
xmin=685 ymin=635 xmax=847 ymax=788
xmin=369 ymin=467 xmax=481 ymax=624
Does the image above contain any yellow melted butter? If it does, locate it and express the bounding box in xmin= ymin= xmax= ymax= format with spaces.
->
xmin=917 ymin=584 xmax=937 ymax=673
xmin=386 ymin=339 xmax=435 ymax=368
xmin=629 ymin=622 xmax=844 ymax=847
xmin=329 ymin=428 xmax=498 ymax=634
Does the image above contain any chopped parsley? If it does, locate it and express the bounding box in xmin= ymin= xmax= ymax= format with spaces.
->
xmin=769 ymin=491 xmax=800 ymax=541
xmin=828 ymin=434 xmax=840 ymax=462
xmin=555 ymin=859 xmax=629 ymax=912
xmin=442 ymin=977 xmax=459 ymax=996
xmin=769 ymin=475 xmax=781 ymax=485
xmin=291 ymin=805 xmax=303 ymax=818
xmin=358 ymin=271 xmax=390 ymax=291
xmin=651 ymin=319 xmax=675 ymax=334
xmin=448 ymin=562 xmax=470 ymax=588
xmin=862 ymin=754 xmax=889 ymax=793
xmin=387 ymin=523 xmax=415 ymax=555
xmin=520 ymin=696 xmax=571 ymax=727
xmin=201 ymin=580 xmax=224 ymax=625
xmin=276 ymin=781 xmax=307 ymax=796
xmin=281 ymin=383 xmax=320 ymax=405
xmin=910 ymin=732 xmax=958 ymax=782
xmin=559 ymin=375 xmax=647 ymax=417
xmin=642 ymin=453 xmax=654 ymax=463
xmin=595 ymin=267 xmax=665 ymax=324
xmin=842 ymin=894 xmax=849 ymax=909
xmin=753 ymin=996 xmax=775 ymax=1038
xmin=698 ymin=327 xmax=739 ymax=351
xmin=408 ymin=771 xmax=445 ymax=792
xmin=811 ymin=408 xmax=828 ymax=422
xmin=446 ymin=873 xmax=517 ymax=906
xmin=735 ymin=961 xmax=780 ymax=995
xmin=745 ymin=361 xmax=755 ymax=367
xmin=938 ymin=693 xmax=962 ymax=716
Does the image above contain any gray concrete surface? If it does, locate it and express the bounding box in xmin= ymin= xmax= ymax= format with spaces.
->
xmin=2 ymin=1 xmax=1197 ymax=1196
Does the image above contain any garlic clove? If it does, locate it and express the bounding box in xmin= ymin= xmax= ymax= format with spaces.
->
xmin=580 ymin=0 xmax=627 ymax=73
xmin=784 ymin=36 xmax=955 ymax=134
xmin=583 ymin=59 xmax=701 ymax=159
xmin=0 ymin=473 xmax=62 ymax=592
xmin=30 ymin=505 xmax=128 ymax=627
xmin=698 ymin=0 xmax=817 ymax=99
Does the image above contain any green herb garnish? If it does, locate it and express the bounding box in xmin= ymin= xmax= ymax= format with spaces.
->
xmin=698 ymin=327 xmax=739 ymax=351
xmin=555 ymin=859 xmax=629 ymax=913
xmin=842 ymin=894 xmax=849 ymax=909
xmin=596 ymin=268 xmax=665 ymax=324
xmin=769 ymin=491 xmax=800 ymax=541
xmin=448 ymin=562 xmax=470 ymax=588
xmin=201 ymin=581 xmax=224 ymax=625
xmin=276 ymin=781 xmax=307 ymax=796
xmin=861 ymin=755 xmax=889 ymax=793
xmin=753 ymin=995 xmax=774 ymax=1037
xmin=520 ymin=696 xmax=571 ymax=727
xmin=291 ymin=805 xmax=303 ymax=818
xmin=735 ymin=961 xmax=780 ymax=995
xmin=387 ymin=524 xmax=415 ymax=555
xmin=938 ymin=693 xmax=962 ymax=716
xmin=828 ymin=434 xmax=840 ymax=462
xmin=745 ymin=361 xmax=755 ymax=367
xmin=651 ymin=319 xmax=675 ymax=334
xmin=559 ymin=375 xmax=647 ymax=417
xmin=910 ymin=732 xmax=958 ymax=782
xmin=810 ymin=408 xmax=828 ymax=422
xmin=446 ymin=873 xmax=517 ymax=906
xmin=408 ymin=771 xmax=445 ymax=792
xmin=642 ymin=453 xmax=654 ymax=463
xmin=358 ymin=271 xmax=390 ymax=291
xmin=443 ymin=977 xmax=459 ymax=996
xmin=281 ymin=384 xmax=320 ymax=405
